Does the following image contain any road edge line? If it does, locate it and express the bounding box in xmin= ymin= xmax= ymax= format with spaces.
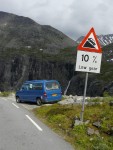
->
xmin=25 ymin=115 xmax=43 ymax=131
xmin=12 ymin=103 xmax=19 ymax=108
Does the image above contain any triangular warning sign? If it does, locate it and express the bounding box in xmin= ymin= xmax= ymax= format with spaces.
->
xmin=77 ymin=27 xmax=102 ymax=53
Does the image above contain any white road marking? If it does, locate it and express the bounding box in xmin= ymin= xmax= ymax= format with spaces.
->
xmin=26 ymin=115 xmax=43 ymax=131
xmin=12 ymin=103 xmax=19 ymax=108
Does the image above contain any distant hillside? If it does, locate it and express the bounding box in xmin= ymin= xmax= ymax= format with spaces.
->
xmin=102 ymin=43 xmax=113 ymax=62
xmin=0 ymin=11 xmax=76 ymax=53
xmin=76 ymin=34 xmax=113 ymax=47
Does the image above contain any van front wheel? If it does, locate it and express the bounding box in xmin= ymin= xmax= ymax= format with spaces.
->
xmin=16 ymin=97 xmax=21 ymax=103
xmin=36 ymin=98 xmax=42 ymax=106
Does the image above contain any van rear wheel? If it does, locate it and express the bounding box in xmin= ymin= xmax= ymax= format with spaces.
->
xmin=36 ymin=98 xmax=42 ymax=106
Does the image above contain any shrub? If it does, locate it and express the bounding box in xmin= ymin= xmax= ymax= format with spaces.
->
xmin=0 ymin=91 xmax=10 ymax=97
xmin=91 ymin=137 xmax=111 ymax=150
xmin=103 ymin=91 xmax=110 ymax=97
xmin=48 ymin=114 xmax=66 ymax=124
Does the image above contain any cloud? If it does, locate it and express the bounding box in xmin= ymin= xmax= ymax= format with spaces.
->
xmin=0 ymin=0 xmax=113 ymax=40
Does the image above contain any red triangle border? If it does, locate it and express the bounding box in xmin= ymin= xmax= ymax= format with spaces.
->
xmin=77 ymin=27 xmax=102 ymax=53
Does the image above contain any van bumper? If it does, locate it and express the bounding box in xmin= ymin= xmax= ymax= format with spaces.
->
xmin=42 ymin=97 xmax=61 ymax=103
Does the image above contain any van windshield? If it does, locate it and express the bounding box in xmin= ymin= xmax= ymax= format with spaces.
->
xmin=46 ymin=82 xmax=60 ymax=90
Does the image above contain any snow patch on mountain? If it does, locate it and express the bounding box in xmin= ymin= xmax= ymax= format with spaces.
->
xmin=76 ymin=34 xmax=113 ymax=47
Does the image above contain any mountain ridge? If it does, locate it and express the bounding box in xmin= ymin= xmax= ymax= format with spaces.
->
xmin=0 ymin=11 xmax=76 ymax=53
xmin=76 ymin=34 xmax=113 ymax=47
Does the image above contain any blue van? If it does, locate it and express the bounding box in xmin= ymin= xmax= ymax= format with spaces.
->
xmin=16 ymin=80 xmax=62 ymax=105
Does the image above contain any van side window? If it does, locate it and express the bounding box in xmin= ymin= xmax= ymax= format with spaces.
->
xmin=29 ymin=84 xmax=33 ymax=90
xmin=21 ymin=84 xmax=29 ymax=90
xmin=46 ymin=82 xmax=59 ymax=90
xmin=33 ymin=83 xmax=43 ymax=90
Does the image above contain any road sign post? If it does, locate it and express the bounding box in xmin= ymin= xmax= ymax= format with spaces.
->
xmin=75 ymin=27 xmax=102 ymax=122
xmin=80 ymin=72 xmax=88 ymax=122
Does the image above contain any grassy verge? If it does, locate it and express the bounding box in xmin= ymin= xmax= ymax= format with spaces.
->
xmin=33 ymin=97 xmax=113 ymax=150
xmin=0 ymin=91 xmax=14 ymax=97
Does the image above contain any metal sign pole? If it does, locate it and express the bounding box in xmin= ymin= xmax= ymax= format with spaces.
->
xmin=80 ymin=72 xmax=88 ymax=122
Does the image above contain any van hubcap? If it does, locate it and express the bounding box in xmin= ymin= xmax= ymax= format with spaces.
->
xmin=37 ymin=99 xmax=42 ymax=106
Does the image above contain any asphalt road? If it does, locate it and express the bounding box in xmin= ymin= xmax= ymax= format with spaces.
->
xmin=0 ymin=96 xmax=74 ymax=150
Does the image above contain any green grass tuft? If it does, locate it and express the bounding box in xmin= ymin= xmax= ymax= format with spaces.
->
xmin=33 ymin=99 xmax=113 ymax=150
xmin=0 ymin=91 xmax=11 ymax=97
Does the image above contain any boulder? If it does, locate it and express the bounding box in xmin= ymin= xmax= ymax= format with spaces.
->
xmin=87 ymin=128 xmax=100 ymax=136
xmin=87 ymin=127 xmax=95 ymax=135
xmin=93 ymin=121 xmax=101 ymax=128
xmin=74 ymin=119 xmax=83 ymax=126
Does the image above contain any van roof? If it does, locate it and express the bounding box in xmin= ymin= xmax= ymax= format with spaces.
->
xmin=24 ymin=80 xmax=58 ymax=83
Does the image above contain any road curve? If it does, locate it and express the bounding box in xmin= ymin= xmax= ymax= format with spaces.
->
xmin=0 ymin=97 xmax=74 ymax=150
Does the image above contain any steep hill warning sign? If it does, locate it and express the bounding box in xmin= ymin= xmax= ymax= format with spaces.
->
xmin=75 ymin=27 xmax=102 ymax=73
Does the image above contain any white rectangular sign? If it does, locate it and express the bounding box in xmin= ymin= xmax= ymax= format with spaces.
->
xmin=75 ymin=50 xmax=102 ymax=73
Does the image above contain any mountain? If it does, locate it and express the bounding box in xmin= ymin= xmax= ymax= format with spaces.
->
xmin=0 ymin=11 xmax=76 ymax=53
xmin=0 ymin=11 xmax=113 ymax=96
xmin=102 ymin=43 xmax=113 ymax=62
xmin=76 ymin=34 xmax=113 ymax=47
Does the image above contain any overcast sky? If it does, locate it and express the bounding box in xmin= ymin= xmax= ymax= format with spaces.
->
xmin=0 ymin=0 xmax=113 ymax=40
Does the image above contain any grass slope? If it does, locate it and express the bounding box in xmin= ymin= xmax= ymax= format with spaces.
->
xmin=33 ymin=98 xmax=113 ymax=150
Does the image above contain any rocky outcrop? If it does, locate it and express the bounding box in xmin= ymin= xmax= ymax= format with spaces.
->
xmin=103 ymin=82 xmax=113 ymax=95
xmin=1 ymin=54 xmax=113 ymax=96
xmin=0 ymin=55 xmax=74 ymax=92
xmin=67 ymin=75 xmax=105 ymax=96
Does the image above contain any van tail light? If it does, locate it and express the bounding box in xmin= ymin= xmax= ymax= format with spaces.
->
xmin=43 ymin=92 xmax=47 ymax=97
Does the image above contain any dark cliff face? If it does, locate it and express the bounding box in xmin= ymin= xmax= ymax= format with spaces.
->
xmin=0 ymin=55 xmax=109 ymax=97
xmin=0 ymin=55 xmax=75 ymax=93
xmin=67 ymin=74 xmax=105 ymax=96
